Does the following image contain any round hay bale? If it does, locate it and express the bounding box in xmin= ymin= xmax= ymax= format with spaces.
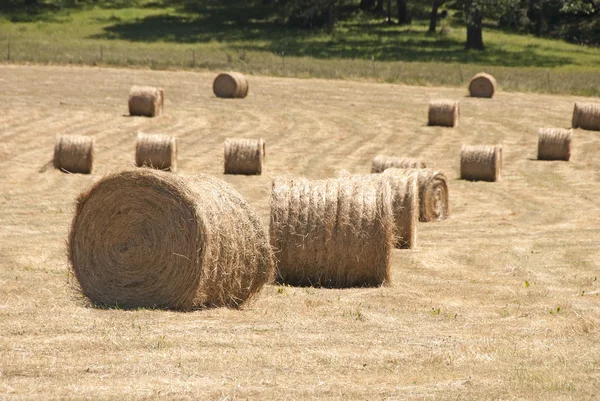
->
xmin=371 ymin=155 xmax=427 ymax=173
xmin=537 ymin=128 xmax=571 ymax=161
xmin=68 ymin=169 xmax=274 ymax=310
xmin=128 ymin=86 xmax=164 ymax=117
xmin=428 ymin=100 xmax=459 ymax=127
xmin=460 ymin=145 xmax=502 ymax=182
xmin=213 ymin=72 xmax=249 ymax=99
xmin=468 ymin=72 xmax=497 ymax=98
xmin=270 ymin=175 xmax=394 ymax=288
xmin=224 ymin=138 xmax=265 ymax=175
xmin=572 ymin=102 xmax=600 ymax=131
xmin=135 ymin=133 xmax=178 ymax=172
xmin=53 ymin=135 xmax=94 ymax=174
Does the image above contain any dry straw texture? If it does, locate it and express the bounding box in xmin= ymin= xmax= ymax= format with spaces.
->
xmin=460 ymin=145 xmax=502 ymax=182
xmin=371 ymin=155 xmax=427 ymax=173
xmin=469 ymin=73 xmax=497 ymax=98
xmin=135 ymin=133 xmax=178 ymax=172
xmin=537 ymin=128 xmax=572 ymax=161
xmin=270 ymin=175 xmax=394 ymax=288
xmin=128 ymin=86 xmax=164 ymax=117
xmin=428 ymin=100 xmax=460 ymax=127
xmin=68 ymin=169 xmax=274 ymax=310
xmin=213 ymin=72 xmax=249 ymax=99
xmin=224 ymin=138 xmax=265 ymax=175
xmin=53 ymin=135 xmax=94 ymax=174
xmin=572 ymin=102 xmax=600 ymax=131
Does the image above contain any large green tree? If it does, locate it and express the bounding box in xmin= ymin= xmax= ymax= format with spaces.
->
xmin=454 ymin=0 xmax=520 ymax=50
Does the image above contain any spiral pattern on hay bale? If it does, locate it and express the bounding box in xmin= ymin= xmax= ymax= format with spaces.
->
xmin=469 ymin=73 xmax=497 ymax=98
xmin=371 ymin=155 xmax=427 ymax=173
xmin=53 ymin=135 xmax=94 ymax=174
xmin=213 ymin=72 xmax=249 ymax=99
xmin=68 ymin=169 xmax=274 ymax=310
xmin=572 ymin=102 xmax=600 ymax=131
xmin=135 ymin=133 xmax=178 ymax=172
xmin=224 ymin=138 xmax=265 ymax=175
xmin=270 ymin=175 xmax=394 ymax=288
xmin=537 ymin=128 xmax=571 ymax=161
xmin=128 ymin=86 xmax=164 ymax=117
xmin=428 ymin=100 xmax=459 ymax=127
xmin=460 ymin=145 xmax=502 ymax=182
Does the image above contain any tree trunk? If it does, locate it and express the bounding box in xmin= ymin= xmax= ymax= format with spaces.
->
xmin=429 ymin=0 xmax=439 ymax=32
xmin=327 ymin=1 xmax=336 ymax=29
xmin=397 ymin=0 xmax=409 ymax=25
xmin=466 ymin=9 xmax=484 ymax=50
xmin=360 ymin=0 xmax=375 ymax=11
xmin=375 ymin=0 xmax=384 ymax=13
xmin=387 ymin=0 xmax=392 ymax=23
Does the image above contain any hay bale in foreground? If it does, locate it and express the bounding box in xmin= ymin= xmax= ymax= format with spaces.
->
xmin=53 ymin=135 xmax=94 ymax=174
xmin=428 ymin=100 xmax=459 ymax=127
xmin=371 ymin=155 xmax=427 ymax=173
xmin=460 ymin=145 xmax=502 ymax=182
xmin=572 ymin=102 xmax=600 ymax=131
xmin=213 ymin=72 xmax=249 ymax=99
xmin=537 ymin=128 xmax=571 ymax=161
xmin=135 ymin=133 xmax=178 ymax=172
xmin=469 ymin=73 xmax=497 ymax=98
xmin=270 ymin=175 xmax=394 ymax=287
xmin=224 ymin=138 xmax=265 ymax=175
xmin=128 ymin=86 xmax=164 ymax=117
xmin=68 ymin=169 xmax=274 ymax=310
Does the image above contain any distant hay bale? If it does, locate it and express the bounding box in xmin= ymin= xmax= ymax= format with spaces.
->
xmin=224 ymin=138 xmax=265 ymax=175
xmin=460 ymin=145 xmax=502 ymax=182
xmin=128 ymin=86 xmax=164 ymax=117
xmin=53 ymin=135 xmax=94 ymax=174
xmin=135 ymin=133 xmax=178 ymax=172
xmin=270 ymin=175 xmax=394 ymax=288
xmin=428 ymin=100 xmax=459 ymax=127
xmin=371 ymin=155 xmax=427 ymax=173
xmin=213 ymin=72 xmax=249 ymax=99
xmin=469 ymin=72 xmax=497 ymax=98
xmin=572 ymin=102 xmax=600 ymax=131
xmin=537 ymin=128 xmax=571 ymax=161
xmin=68 ymin=169 xmax=274 ymax=310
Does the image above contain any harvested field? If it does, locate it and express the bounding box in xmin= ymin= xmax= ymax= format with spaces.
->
xmin=0 ymin=65 xmax=599 ymax=400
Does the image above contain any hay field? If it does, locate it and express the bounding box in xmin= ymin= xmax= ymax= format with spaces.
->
xmin=1 ymin=65 xmax=599 ymax=400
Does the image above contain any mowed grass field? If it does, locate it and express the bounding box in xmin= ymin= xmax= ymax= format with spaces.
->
xmin=1 ymin=64 xmax=600 ymax=400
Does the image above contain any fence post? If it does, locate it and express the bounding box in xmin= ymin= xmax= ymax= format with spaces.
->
xmin=282 ymin=51 xmax=285 ymax=74
xmin=371 ymin=56 xmax=375 ymax=75
xmin=192 ymin=49 xmax=195 ymax=67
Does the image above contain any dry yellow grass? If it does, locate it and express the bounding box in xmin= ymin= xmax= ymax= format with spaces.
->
xmin=1 ymin=65 xmax=599 ymax=400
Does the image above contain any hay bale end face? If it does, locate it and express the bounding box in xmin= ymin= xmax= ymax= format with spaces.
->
xmin=129 ymin=86 xmax=164 ymax=117
xmin=460 ymin=145 xmax=502 ymax=182
xmin=53 ymin=135 xmax=94 ymax=174
xmin=270 ymin=175 xmax=394 ymax=288
xmin=371 ymin=155 xmax=427 ymax=173
xmin=136 ymin=133 xmax=178 ymax=172
xmin=213 ymin=72 xmax=249 ymax=99
xmin=572 ymin=102 xmax=600 ymax=131
xmin=224 ymin=138 xmax=265 ymax=175
xmin=428 ymin=100 xmax=459 ymax=127
xmin=537 ymin=128 xmax=571 ymax=161
xmin=469 ymin=73 xmax=497 ymax=98
xmin=68 ymin=169 xmax=274 ymax=310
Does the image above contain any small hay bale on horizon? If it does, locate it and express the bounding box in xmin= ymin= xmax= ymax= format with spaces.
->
xmin=224 ymin=138 xmax=265 ymax=175
xmin=371 ymin=155 xmax=427 ymax=173
xmin=213 ymin=72 xmax=249 ymax=99
xmin=136 ymin=133 xmax=178 ymax=172
xmin=460 ymin=144 xmax=502 ymax=182
xmin=469 ymin=72 xmax=497 ymax=98
xmin=128 ymin=86 xmax=164 ymax=117
xmin=428 ymin=100 xmax=459 ymax=127
xmin=537 ymin=128 xmax=571 ymax=161
xmin=572 ymin=102 xmax=600 ymax=131
xmin=53 ymin=135 xmax=94 ymax=174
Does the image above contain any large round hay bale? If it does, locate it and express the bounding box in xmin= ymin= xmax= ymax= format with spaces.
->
xmin=224 ymin=138 xmax=265 ymax=175
xmin=135 ymin=133 xmax=178 ymax=172
xmin=68 ymin=169 xmax=274 ymax=310
xmin=572 ymin=102 xmax=600 ymax=131
xmin=537 ymin=128 xmax=571 ymax=161
xmin=270 ymin=175 xmax=394 ymax=288
xmin=213 ymin=72 xmax=249 ymax=99
xmin=53 ymin=135 xmax=94 ymax=174
xmin=428 ymin=100 xmax=459 ymax=127
xmin=468 ymin=72 xmax=497 ymax=98
xmin=460 ymin=145 xmax=502 ymax=182
xmin=371 ymin=155 xmax=427 ymax=173
xmin=128 ymin=86 xmax=164 ymax=117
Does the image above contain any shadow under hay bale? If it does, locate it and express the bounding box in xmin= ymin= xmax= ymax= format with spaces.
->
xmin=224 ymin=138 xmax=265 ymax=175
xmin=53 ymin=135 xmax=94 ymax=174
xmin=371 ymin=155 xmax=427 ymax=173
xmin=428 ymin=100 xmax=459 ymax=127
xmin=460 ymin=144 xmax=502 ymax=182
xmin=128 ymin=86 xmax=164 ymax=117
xmin=537 ymin=128 xmax=571 ymax=161
xmin=68 ymin=169 xmax=274 ymax=310
xmin=469 ymin=73 xmax=497 ymax=98
xmin=135 ymin=133 xmax=177 ymax=172
xmin=213 ymin=72 xmax=249 ymax=99
xmin=270 ymin=175 xmax=394 ymax=288
xmin=572 ymin=102 xmax=600 ymax=131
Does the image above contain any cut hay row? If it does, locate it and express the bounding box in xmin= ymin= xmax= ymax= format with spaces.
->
xmin=224 ymin=138 xmax=265 ymax=175
xmin=572 ymin=102 xmax=600 ymax=131
xmin=428 ymin=100 xmax=459 ymax=127
xmin=469 ymin=73 xmax=497 ymax=98
xmin=128 ymin=86 xmax=164 ymax=117
xmin=68 ymin=169 xmax=274 ymax=310
xmin=537 ymin=128 xmax=571 ymax=161
xmin=53 ymin=135 xmax=94 ymax=174
xmin=213 ymin=72 xmax=249 ymax=99
xmin=460 ymin=145 xmax=502 ymax=182
xmin=135 ymin=133 xmax=178 ymax=172
xmin=371 ymin=155 xmax=427 ymax=173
